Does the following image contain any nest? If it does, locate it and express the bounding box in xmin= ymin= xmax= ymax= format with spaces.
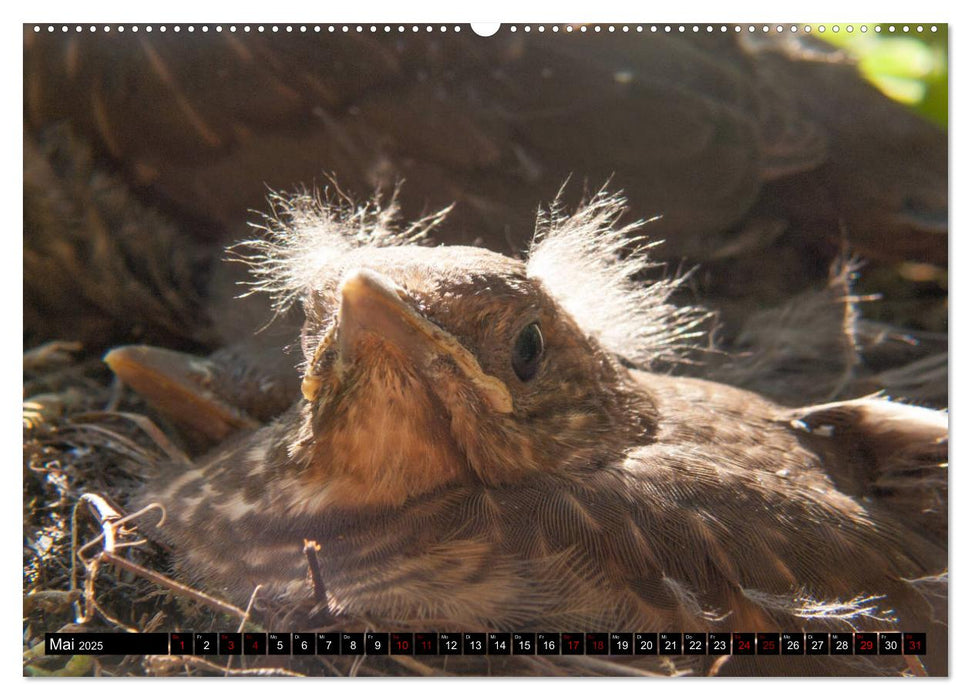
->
xmin=25 ymin=341 xmax=702 ymax=678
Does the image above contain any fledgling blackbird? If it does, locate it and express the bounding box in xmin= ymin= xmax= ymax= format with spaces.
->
xmin=107 ymin=189 xmax=947 ymax=676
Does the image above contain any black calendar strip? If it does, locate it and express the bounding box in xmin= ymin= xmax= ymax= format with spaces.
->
xmin=44 ymin=631 xmax=927 ymax=657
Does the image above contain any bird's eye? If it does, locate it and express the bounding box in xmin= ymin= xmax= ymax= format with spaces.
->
xmin=511 ymin=322 xmax=544 ymax=382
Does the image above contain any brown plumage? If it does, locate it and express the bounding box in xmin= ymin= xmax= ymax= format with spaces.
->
xmin=108 ymin=190 xmax=947 ymax=676
xmin=25 ymin=29 xmax=947 ymax=354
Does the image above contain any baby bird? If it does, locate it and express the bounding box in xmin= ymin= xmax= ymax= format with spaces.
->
xmin=107 ymin=189 xmax=947 ymax=675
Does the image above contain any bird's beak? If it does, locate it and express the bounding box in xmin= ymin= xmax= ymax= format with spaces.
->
xmin=104 ymin=345 xmax=260 ymax=442
xmin=301 ymin=268 xmax=513 ymax=414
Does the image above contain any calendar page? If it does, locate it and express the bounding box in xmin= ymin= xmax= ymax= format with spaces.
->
xmin=22 ymin=11 xmax=949 ymax=680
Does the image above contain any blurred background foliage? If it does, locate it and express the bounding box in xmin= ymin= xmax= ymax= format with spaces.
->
xmin=820 ymin=25 xmax=947 ymax=127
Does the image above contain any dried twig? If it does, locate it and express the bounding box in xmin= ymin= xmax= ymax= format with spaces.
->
xmin=387 ymin=655 xmax=452 ymax=677
xmin=71 ymin=493 xmax=123 ymax=622
xmin=101 ymin=552 xmax=249 ymax=622
xmin=303 ymin=539 xmax=327 ymax=604
xmin=558 ymin=655 xmax=676 ymax=677
xmin=170 ymin=656 xmax=306 ymax=677
xmin=24 ymin=341 xmax=83 ymax=372
xmin=222 ymin=585 xmax=265 ymax=676
xmin=237 ymin=585 xmax=263 ymax=634
xmin=70 ymin=492 xmax=250 ymax=627
xmin=70 ymin=411 xmax=191 ymax=465
xmin=904 ymin=655 xmax=928 ymax=677
xmin=348 ymin=654 xmax=366 ymax=677
xmin=707 ymin=654 xmax=731 ymax=676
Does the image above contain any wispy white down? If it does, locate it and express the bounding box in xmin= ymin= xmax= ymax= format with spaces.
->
xmin=741 ymin=588 xmax=897 ymax=625
xmin=238 ymin=186 xmax=450 ymax=313
xmin=241 ymin=183 xmax=710 ymax=367
xmin=526 ymin=187 xmax=711 ymax=368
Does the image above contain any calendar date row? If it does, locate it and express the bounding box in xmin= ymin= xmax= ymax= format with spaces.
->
xmin=47 ymin=631 xmax=926 ymax=657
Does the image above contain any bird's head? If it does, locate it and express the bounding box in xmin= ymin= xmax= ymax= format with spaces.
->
xmin=242 ymin=187 xmax=708 ymax=507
